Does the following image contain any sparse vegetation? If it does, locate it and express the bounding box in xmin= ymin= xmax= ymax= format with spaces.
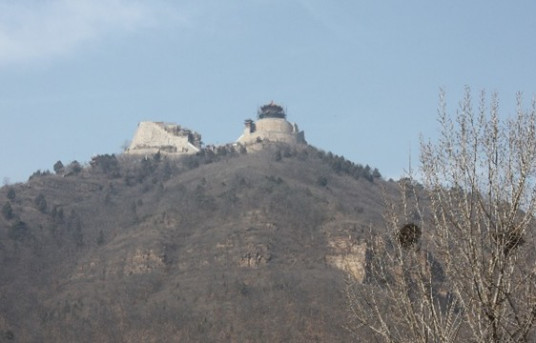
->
xmin=6 ymin=187 xmax=16 ymax=201
xmin=8 ymin=219 xmax=29 ymax=241
xmin=53 ymin=160 xmax=64 ymax=175
xmin=67 ymin=160 xmax=82 ymax=175
xmin=90 ymin=154 xmax=120 ymax=177
xmin=0 ymin=141 xmax=384 ymax=341
xmin=34 ymin=193 xmax=47 ymax=213
xmin=2 ymin=201 xmax=13 ymax=220
xmin=1 ymin=330 xmax=14 ymax=341
xmin=51 ymin=205 xmax=64 ymax=223
xmin=316 ymin=176 xmax=328 ymax=187
xmin=29 ymin=169 xmax=51 ymax=180
xmin=96 ymin=230 xmax=105 ymax=245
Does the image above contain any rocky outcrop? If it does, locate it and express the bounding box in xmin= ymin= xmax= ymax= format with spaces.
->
xmin=126 ymin=121 xmax=201 ymax=156
xmin=326 ymin=237 xmax=367 ymax=282
xmin=123 ymin=248 xmax=166 ymax=275
xmin=239 ymin=243 xmax=272 ymax=268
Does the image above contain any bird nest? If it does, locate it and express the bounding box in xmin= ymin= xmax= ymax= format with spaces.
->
xmin=397 ymin=223 xmax=422 ymax=249
xmin=492 ymin=230 xmax=525 ymax=256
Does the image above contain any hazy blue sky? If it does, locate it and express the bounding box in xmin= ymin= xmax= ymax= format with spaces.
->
xmin=1 ymin=1 xmax=535 ymax=183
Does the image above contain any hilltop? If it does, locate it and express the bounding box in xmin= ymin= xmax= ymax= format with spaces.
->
xmin=0 ymin=142 xmax=389 ymax=342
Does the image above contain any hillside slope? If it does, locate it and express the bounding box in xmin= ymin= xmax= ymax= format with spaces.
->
xmin=0 ymin=143 xmax=392 ymax=342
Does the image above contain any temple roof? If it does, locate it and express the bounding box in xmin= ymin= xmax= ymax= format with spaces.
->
xmin=258 ymin=101 xmax=286 ymax=119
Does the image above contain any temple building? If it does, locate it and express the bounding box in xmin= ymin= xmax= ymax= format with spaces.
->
xmin=125 ymin=102 xmax=305 ymax=157
xmin=237 ymin=102 xmax=306 ymax=145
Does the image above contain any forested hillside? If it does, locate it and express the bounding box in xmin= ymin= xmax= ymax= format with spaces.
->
xmin=0 ymin=142 xmax=389 ymax=342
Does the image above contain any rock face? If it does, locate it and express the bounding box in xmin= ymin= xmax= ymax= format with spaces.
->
xmin=126 ymin=121 xmax=202 ymax=155
xmin=326 ymin=237 xmax=367 ymax=282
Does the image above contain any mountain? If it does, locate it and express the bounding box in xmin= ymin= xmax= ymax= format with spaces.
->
xmin=0 ymin=142 xmax=391 ymax=342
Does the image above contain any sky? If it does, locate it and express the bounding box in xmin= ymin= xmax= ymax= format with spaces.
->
xmin=1 ymin=0 xmax=535 ymax=183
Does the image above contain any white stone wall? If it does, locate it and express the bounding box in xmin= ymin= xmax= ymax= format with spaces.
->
xmin=126 ymin=121 xmax=200 ymax=155
xmin=126 ymin=115 xmax=306 ymax=157
xmin=237 ymin=118 xmax=306 ymax=145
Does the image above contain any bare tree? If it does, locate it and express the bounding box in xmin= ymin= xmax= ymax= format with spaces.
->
xmin=347 ymin=88 xmax=536 ymax=342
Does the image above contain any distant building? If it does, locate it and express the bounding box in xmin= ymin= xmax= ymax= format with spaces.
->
xmin=125 ymin=102 xmax=305 ymax=156
xmin=125 ymin=121 xmax=201 ymax=155
xmin=237 ymin=102 xmax=306 ymax=145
